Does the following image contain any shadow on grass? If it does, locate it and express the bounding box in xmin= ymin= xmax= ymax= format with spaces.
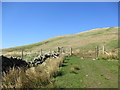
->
xmin=61 ymin=64 xmax=68 ymax=67
xmin=70 ymin=72 xmax=78 ymax=74
xmin=63 ymin=61 xmax=68 ymax=63
xmin=53 ymin=70 xmax=64 ymax=78
xmin=65 ymin=58 xmax=70 ymax=60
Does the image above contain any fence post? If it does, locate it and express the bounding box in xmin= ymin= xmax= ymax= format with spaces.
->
xmin=102 ymin=45 xmax=105 ymax=54
xmin=70 ymin=47 xmax=72 ymax=56
xmin=62 ymin=47 xmax=65 ymax=53
xmin=95 ymin=46 xmax=99 ymax=57
xmin=61 ymin=47 xmax=64 ymax=54
xmin=49 ymin=49 xmax=52 ymax=54
xmin=21 ymin=49 xmax=23 ymax=59
xmin=40 ymin=49 xmax=43 ymax=56
xmin=57 ymin=47 xmax=60 ymax=53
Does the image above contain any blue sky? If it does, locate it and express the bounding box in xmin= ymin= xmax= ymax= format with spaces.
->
xmin=2 ymin=2 xmax=118 ymax=49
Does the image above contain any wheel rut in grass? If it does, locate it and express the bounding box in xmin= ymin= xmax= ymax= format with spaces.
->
xmin=53 ymin=56 xmax=85 ymax=88
xmin=53 ymin=56 xmax=118 ymax=88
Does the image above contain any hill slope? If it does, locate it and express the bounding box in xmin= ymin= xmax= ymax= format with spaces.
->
xmin=2 ymin=27 xmax=118 ymax=53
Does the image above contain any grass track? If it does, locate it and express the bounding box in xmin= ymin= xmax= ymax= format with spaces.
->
xmin=54 ymin=56 xmax=118 ymax=88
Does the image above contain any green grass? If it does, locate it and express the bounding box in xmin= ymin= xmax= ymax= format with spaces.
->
xmin=78 ymin=42 xmax=101 ymax=50
xmin=53 ymin=56 xmax=118 ymax=88
xmin=106 ymin=40 xmax=118 ymax=49
xmin=23 ymin=54 xmax=39 ymax=61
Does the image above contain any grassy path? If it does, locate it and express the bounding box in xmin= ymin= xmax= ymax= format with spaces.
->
xmin=53 ymin=56 xmax=118 ymax=88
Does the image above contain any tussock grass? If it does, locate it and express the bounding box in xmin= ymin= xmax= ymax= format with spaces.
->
xmin=2 ymin=67 xmax=50 ymax=88
xmin=2 ymin=55 xmax=65 ymax=88
xmin=45 ymin=55 xmax=65 ymax=77
xmin=98 ymin=53 xmax=118 ymax=60
xmin=98 ymin=51 xmax=118 ymax=60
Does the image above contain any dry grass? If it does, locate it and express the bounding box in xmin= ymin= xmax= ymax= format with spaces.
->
xmin=3 ymin=52 xmax=22 ymax=57
xmin=98 ymin=53 xmax=118 ymax=60
xmin=44 ymin=55 xmax=65 ymax=77
xmin=3 ymin=51 xmax=40 ymax=57
xmin=2 ymin=55 xmax=65 ymax=88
